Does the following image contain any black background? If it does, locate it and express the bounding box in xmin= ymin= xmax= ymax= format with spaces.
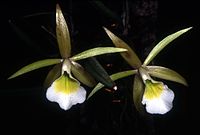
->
xmin=0 ymin=0 xmax=198 ymax=135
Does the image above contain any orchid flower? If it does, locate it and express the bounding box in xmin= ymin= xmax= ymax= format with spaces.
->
xmin=8 ymin=4 xmax=127 ymax=110
xmin=139 ymin=66 xmax=175 ymax=114
xmin=46 ymin=59 xmax=87 ymax=110
xmin=89 ymin=27 xmax=191 ymax=114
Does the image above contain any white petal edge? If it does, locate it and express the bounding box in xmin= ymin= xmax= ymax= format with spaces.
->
xmin=142 ymin=85 xmax=175 ymax=114
xmin=46 ymin=85 xmax=86 ymax=110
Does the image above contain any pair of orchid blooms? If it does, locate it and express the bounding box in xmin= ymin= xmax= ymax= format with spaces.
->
xmin=9 ymin=4 xmax=191 ymax=115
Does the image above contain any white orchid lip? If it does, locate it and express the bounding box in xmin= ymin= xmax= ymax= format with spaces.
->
xmin=46 ymin=72 xmax=86 ymax=110
xmin=142 ymin=80 xmax=174 ymax=114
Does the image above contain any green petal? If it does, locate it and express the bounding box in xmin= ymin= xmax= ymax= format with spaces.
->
xmin=87 ymin=70 xmax=137 ymax=99
xmin=43 ymin=63 xmax=62 ymax=89
xmin=70 ymin=47 xmax=127 ymax=61
xmin=8 ymin=59 xmax=62 ymax=79
xmin=103 ymin=27 xmax=142 ymax=68
xmin=71 ymin=61 xmax=97 ymax=87
xmin=147 ymin=66 xmax=188 ymax=86
xmin=56 ymin=4 xmax=71 ymax=58
xmin=143 ymin=27 xmax=192 ymax=66
xmin=133 ymin=74 xmax=145 ymax=114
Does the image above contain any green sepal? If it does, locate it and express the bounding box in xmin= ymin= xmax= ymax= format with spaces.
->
xmin=110 ymin=70 xmax=137 ymax=80
xmin=56 ymin=4 xmax=71 ymax=58
xmin=103 ymin=27 xmax=142 ymax=68
xmin=147 ymin=66 xmax=188 ymax=86
xmin=143 ymin=27 xmax=192 ymax=66
xmin=71 ymin=61 xmax=97 ymax=87
xmin=70 ymin=47 xmax=127 ymax=61
xmin=8 ymin=59 xmax=62 ymax=79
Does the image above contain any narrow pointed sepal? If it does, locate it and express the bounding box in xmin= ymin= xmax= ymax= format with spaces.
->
xmin=143 ymin=27 xmax=192 ymax=66
xmin=147 ymin=66 xmax=188 ymax=86
xmin=56 ymin=4 xmax=71 ymax=58
xmin=8 ymin=59 xmax=62 ymax=79
xmin=103 ymin=27 xmax=142 ymax=68
xmin=46 ymin=73 xmax=86 ymax=110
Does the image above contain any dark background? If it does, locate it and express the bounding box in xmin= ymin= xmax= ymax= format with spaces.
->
xmin=0 ymin=0 xmax=198 ymax=135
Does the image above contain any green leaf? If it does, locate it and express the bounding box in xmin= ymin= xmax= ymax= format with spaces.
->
xmin=56 ymin=4 xmax=71 ymax=58
xmin=43 ymin=63 xmax=62 ymax=89
xmin=147 ymin=66 xmax=188 ymax=86
xmin=71 ymin=61 xmax=97 ymax=87
xmin=143 ymin=27 xmax=192 ymax=66
xmin=87 ymin=69 xmax=137 ymax=99
xmin=70 ymin=47 xmax=127 ymax=61
xmin=83 ymin=57 xmax=115 ymax=89
xmin=103 ymin=27 xmax=142 ymax=68
xmin=8 ymin=59 xmax=62 ymax=79
xmin=133 ymin=74 xmax=145 ymax=114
